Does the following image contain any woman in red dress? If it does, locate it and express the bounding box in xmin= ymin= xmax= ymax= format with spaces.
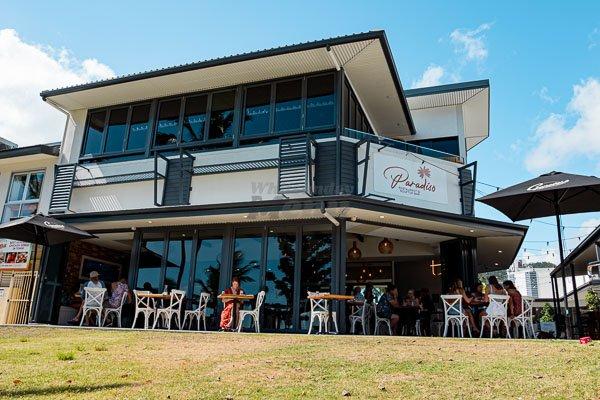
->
xmin=219 ymin=277 xmax=244 ymax=331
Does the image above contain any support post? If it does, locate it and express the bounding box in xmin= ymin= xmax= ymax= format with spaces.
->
xmin=555 ymin=208 xmax=571 ymax=339
xmin=570 ymin=262 xmax=582 ymax=338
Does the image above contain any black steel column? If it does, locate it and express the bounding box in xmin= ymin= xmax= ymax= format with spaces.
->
xmin=570 ymin=262 xmax=583 ymax=338
xmin=550 ymin=273 xmax=559 ymax=323
xmin=555 ymin=210 xmax=571 ymax=339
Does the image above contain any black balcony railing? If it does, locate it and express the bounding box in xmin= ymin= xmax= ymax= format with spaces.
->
xmin=342 ymin=128 xmax=464 ymax=164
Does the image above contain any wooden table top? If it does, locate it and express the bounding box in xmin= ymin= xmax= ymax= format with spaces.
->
xmin=138 ymin=292 xmax=171 ymax=300
xmin=307 ymin=294 xmax=354 ymax=301
xmin=217 ymin=293 xmax=255 ymax=301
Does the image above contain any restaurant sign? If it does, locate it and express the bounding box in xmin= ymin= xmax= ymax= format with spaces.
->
xmin=0 ymin=239 xmax=32 ymax=270
xmin=373 ymin=153 xmax=449 ymax=204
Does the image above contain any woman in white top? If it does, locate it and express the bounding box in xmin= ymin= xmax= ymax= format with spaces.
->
xmin=482 ymin=275 xmax=507 ymax=317
xmin=68 ymin=271 xmax=105 ymax=324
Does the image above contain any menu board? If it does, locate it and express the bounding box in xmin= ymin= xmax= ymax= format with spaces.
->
xmin=0 ymin=239 xmax=32 ymax=270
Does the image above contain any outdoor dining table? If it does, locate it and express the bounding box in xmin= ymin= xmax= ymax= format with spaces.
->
xmin=307 ymin=293 xmax=354 ymax=334
xmin=217 ymin=293 xmax=255 ymax=331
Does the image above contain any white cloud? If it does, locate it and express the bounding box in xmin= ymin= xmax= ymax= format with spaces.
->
xmin=535 ymin=86 xmax=558 ymax=104
xmin=411 ymin=64 xmax=445 ymax=88
xmin=577 ymin=218 xmax=600 ymax=242
xmin=450 ymin=23 xmax=492 ymax=63
xmin=0 ymin=29 xmax=115 ymax=146
xmin=525 ymin=78 xmax=600 ymax=173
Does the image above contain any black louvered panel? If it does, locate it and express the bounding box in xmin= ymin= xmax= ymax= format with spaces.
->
xmin=458 ymin=161 xmax=477 ymax=217
xmin=163 ymin=158 xmax=194 ymax=206
xmin=278 ymin=135 xmax=312 ymax=194
xmin=314 ymin=141 xmax=357 ymax=195
xmin=49 ymin=164 xmax=77 ymax=214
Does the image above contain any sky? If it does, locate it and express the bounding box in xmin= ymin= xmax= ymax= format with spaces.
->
xmin=0 ymin=1 xmax=599 ymax=265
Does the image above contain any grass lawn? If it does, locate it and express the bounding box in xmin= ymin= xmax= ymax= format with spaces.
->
xmin=0 ymin=326 xmax=599 ymax=399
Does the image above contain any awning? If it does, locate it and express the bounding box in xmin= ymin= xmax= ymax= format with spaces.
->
xmin=54 ymin=196 xmax=527 ymax=272
xmin=0 ymin=143 xmax=60 ymax=166
xmin=40 ymin=31 xmax=415 ymax=137
xmin=551 ymin=225 xmax=600 ymax=277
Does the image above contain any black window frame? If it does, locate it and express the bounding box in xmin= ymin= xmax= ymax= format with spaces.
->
xmin=80 ymin=100 xmax=153 ymax=161
xmin=79 ymin=71 xmax=338 ymax=163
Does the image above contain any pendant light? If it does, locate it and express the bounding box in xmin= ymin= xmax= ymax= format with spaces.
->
xmin=378 ymin=238 xmax=394 ymax=254
xmin=348 ymin=241 xmax=362 ymax=260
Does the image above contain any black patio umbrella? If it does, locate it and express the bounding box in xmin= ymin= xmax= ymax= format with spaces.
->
xmin=477 ymin=171 xmax=600 ymax=337
xmin=0 ymin=214 xmax=96 ymax=321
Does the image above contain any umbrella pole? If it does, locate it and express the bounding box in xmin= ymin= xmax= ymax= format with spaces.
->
xmin=26 ymin=242 xmax=38 ymax=323
xmin=555 ymin=211 xmax=571 ymax=339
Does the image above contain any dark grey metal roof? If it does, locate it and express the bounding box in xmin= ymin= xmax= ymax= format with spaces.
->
xmin=405 ymin=79 xmax=490 ymax=98
xmin=0 ymin=143 xmax=60 ymax=160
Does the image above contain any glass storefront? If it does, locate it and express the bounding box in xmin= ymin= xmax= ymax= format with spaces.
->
xmin=132 ymin=222 xmax=333 ymax=332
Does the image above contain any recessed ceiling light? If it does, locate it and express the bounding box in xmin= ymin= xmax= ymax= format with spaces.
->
xmin=469 ymin=229 xmax=475 ymax=233
xmin=498 ymin=250 xmax=503 ymax=253
xmin=148 ymin=220 xmax=152 ymax=224
xmin=494 ymin=262 xmax=499 ymax=266
xmin=243 ymin=215 xmax=248 ymax=219
xmin=379 ymin=215 xmax=385 ymax=219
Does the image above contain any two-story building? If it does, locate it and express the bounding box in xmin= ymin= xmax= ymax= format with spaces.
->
xmin=33 ymin=31 xmax=527 ymax=331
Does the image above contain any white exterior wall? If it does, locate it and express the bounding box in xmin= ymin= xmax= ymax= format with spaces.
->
xmin=407 ymin=105 xmax=467 ymax=160
xmin=0 ymin=157 xmax=56 ymax=217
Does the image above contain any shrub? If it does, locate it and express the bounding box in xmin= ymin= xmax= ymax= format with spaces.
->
xmin=540 ymin=303 xmax=554 ymax=323
xmin=57 ymin=351 xmax=75 ymax=361
xmin=585 ymin=290 xmax=600 ymax=312
xmin=94 ymin=345 xmax=108 ymax=352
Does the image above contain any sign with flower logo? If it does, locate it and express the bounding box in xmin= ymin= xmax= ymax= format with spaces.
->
xmin=373 ymin=153 xmax=449 ymax=204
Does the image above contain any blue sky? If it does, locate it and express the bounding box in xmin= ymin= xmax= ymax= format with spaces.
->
xmin=1 ymin=1 xmax=599 ymax=264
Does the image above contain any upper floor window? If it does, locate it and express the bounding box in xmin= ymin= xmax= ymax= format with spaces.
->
xmin=81 ymin=71 xmax=337 ymax=161
xmin=209 ymin=90 xmax=236 ymax=140
xmin=81 ymin=103 xmax=151 ymax=157
xmin=2 ymin=171 xmax=45 ymax=223
xmin=410 ymin=137 xmax=460 ymax=156
xmin=243 ymin=85 xmax=271 ymax=136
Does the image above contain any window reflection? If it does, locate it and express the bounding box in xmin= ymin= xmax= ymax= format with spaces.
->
xmin=164 ymin=232 xmax=193 ymax=292
xmin=104 ymin=107 xmax=128 ymax=153
xmin=306 ymin=75 xmax=335 ymax=128
xmin=83 ymin=111 xmax=106 ymax=155
xmin=136 ymin=234 xmax=165 ymax=292
xmin=233 ymin=229 xmax=263 ymax=296
xmin=193 ymin=235 xmax=223 ymax=322
xmin=155 ymin=99 xmax=181 ymax=146
xmin=300 ymin=226 xmax=332 ymax=332
xmin=182 ymin=95 xmax=208 ymax=142
xmin=209 ymin=91 xmax=235 ymax=140
xmin=264 ymin=227 xmax=295 ymax=332
xmin=127 ymin=104 xmax=151 ymax=150
xmin=274 ymin=80 xmax=302 ymax=132
xmin=243 ymin=85 xmax=271 ymax=136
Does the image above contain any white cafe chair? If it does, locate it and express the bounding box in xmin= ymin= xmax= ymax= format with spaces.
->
xmin=237 ymin=291 xmax=266 ymax=333
xmin=80 ymin=287 xmax=107 ymax=327
xmin=307 ymin=291 xmax=338 ymax=334
xmin=510 ymin=296 xmax=535 ymax=338
xmin=131 ymin=290 xmax=155 ymax=330
xmin=441 ymin=295 xmax=472 ymax=338
xmin=373 ymin=301 xmax=392 ymax=336
xmin=153 ymin=289 xmax=186 ymax=330
xmin=349 ymin=302 xmax=371 ymax=335
xmin=183 ymin=292 xmax=211 ymax=331
xmin=102 ymin=291 xmax=128 ymax=328
xmin=480 ymin=294 xmax=511 ymax=338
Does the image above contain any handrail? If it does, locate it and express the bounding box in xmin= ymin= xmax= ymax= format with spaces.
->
xmin=342 ymin=128 xmax=464 ymax=164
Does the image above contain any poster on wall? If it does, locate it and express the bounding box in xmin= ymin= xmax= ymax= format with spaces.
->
xmin=0 ymin=239 xmax=32 ymax=270
xmin=373 ymin=153 xmax=449 ymax=204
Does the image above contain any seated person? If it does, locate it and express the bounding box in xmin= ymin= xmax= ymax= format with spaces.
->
xmin=219 ymin=277 xmax=244 ymax=331
xmin=448 ymin=279 xmax=479 ymax=335
xmin=418 ymin=288 xmax=434 ymax=336
xmin=503 ymin=280 xmax=523 ymax=318
xmin=471 ymin=284 xmax=485 ymax=302
xmin=376 ymin=284 xmax=400 ymax=335
xmin=363 ymin=283 xmax=375 ymax=304
xmin=68 ymin=271 xmax=105 ymax=325
xmin=106 ymin=277 xmax=131 ymax=308
xmin=403 ymin=289 xmax=422 ymax=308
xmin=352 ymin=286 xmax=365 ymax=302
